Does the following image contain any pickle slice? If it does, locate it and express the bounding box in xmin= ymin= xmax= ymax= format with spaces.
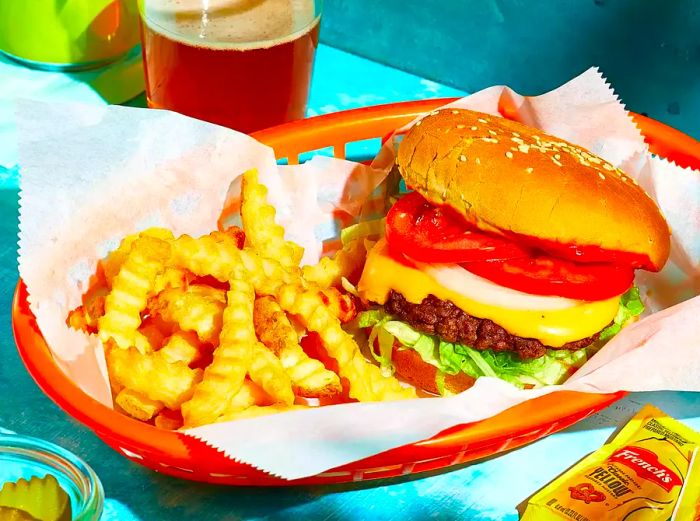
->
xmin=0 ymin=506 xmax=41 ymax=521
xmin=0 ymin=474 xmax=72 ymax=521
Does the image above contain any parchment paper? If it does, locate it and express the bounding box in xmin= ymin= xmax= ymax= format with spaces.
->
xmin=17 ymin=68 xmax=700 ymax=479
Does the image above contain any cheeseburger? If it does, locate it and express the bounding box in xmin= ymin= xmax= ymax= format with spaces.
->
xmin=357 ymin=109 xmax=670 ymax=395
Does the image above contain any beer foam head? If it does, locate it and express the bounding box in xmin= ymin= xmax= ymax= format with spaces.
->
xmin=144 ymin=0 xmax=318 ymax=49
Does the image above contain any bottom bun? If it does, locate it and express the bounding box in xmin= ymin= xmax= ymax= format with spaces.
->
xmin=392 ymin=344 xmax=475 ymax=395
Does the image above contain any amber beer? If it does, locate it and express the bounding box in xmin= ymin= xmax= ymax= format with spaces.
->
xmin=139 ymin=0 xmax=320 ymax=133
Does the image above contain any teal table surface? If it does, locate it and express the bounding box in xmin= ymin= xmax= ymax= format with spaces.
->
xmin=1 ymin=45 xmax=699 ymax=521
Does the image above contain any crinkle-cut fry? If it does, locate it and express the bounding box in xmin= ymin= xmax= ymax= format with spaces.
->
xmin=302 ymin=238 xmax=367 ymax=288
xmin=170 ymin=231 xmax=241 ymax=281
xmin=106 ymin=346 xmax=202 ymax=409
xmin=153 ymin=266 xmax=191 ymax=294
xmin=222 ymin=378 xmax=274 ymax=414
xmin=216 ymin=404 xmax=308 ymax=423
xmin=133 ymin=331 xmax=158 ymax=354
xmin=67 ymin=306 xmax=90 ymax=333
xmin=181 ymin=277 xmax=256 ymax=428
xmin=102 ymin=227 xmax=174 ymax=286
xmin=98 ymin=236 xmax=170 ymax=349
xmin=248 ymin=343 xmax=294 ymax=406
xmin=150 ymin=285 xmax=226 ymax=344
xmin=213 ymin=225 xmax=246 ymax=249
xmin=159 ymin=330 xmax=204 ymax=366
xmin=138 ymin=317 xmax=169 ymax=351
xmin=253 ymin=297 xmax=299 ymax=354
xmin=154 ymin=409 xmax=184 ymax=430
xmin=277 ymin=285 xmax=416 ymax=402
xmin=241 ymin=168 xmax=304 ymax=268
xmin=67 ymin=284 xmax=108 ymax=334
xmin=319 ymin=287 xmax=358 ymax=324
xmin=254 ymin=297 xmax=341 ymax=398
xmin=170 ymin=233 xmax=301 ymax=295
xmin=238 ymin=247 xmax=305 ymax=296
xmin=84 ymin=284 xmax=108 ymax=325
xmin=115 ymin=388 xmax=164 ymax=421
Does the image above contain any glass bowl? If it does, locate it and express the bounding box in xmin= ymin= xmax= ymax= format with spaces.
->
xmin=0 ymin=434 xmax=103 ymax=520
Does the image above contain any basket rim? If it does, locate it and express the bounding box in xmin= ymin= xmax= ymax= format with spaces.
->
xmin=12 ymin=98 xmax=700 ymax=481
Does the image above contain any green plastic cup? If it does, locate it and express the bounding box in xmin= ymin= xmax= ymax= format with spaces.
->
xmin=0 ymin=0 xmax=139 ymax=71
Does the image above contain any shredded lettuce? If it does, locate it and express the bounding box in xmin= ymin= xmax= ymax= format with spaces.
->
xmin=358 ymin=309 xmax=389 ymax=328
xmin=358 ymin=287 xmax=644 ymax=393
xmin=598 ymin=286 xmax=645 ymax=342
xmin=340 ymin=277 xmax=360 ymax=297
xmin=340 ymin=218 xmax=385 ymax=246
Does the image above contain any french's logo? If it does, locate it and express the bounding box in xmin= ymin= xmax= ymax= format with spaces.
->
xmin=610 ymin=446 xmax=683 ymax=492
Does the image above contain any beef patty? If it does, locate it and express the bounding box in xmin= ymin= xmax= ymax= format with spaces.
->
xmin=384 ymin=290 xmax=601 ymax=359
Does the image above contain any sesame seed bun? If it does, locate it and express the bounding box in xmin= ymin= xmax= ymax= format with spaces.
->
xmin=397 ymin=109 xmax=671 ymax=271
xmin=392 ymin=344 xmax=475 ymax=395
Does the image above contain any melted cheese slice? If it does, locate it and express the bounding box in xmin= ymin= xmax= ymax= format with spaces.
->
xmin=358 ymin=239 xmax=621 ymax=347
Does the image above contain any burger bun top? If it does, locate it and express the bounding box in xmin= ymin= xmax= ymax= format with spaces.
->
xmin=397 ymin=108 xmax=671 ymax=271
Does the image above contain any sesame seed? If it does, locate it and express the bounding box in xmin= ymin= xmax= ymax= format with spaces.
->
xmin=621 ymin=176 xmax=627 ymax=182
xmin=481 ymin=137 xmax=499 ymax=143
xmin=533 ymin=135 xmax=541 ymax=141
xmin=590 ymin=157 xmax=602 ymax=164
xmin=505 ymin=151 xmax=514 ymax=159
xmin=452 ymin=110 xmax=460 ymax=114
xmin=603 ymin=163 xmax=614 ymax=171
xmin=456 ymin=124 xmax=466 ymax=129
xmin=475 ymin=158 xmax=481 ymax=165
xmin=478 ymin=118 xmax=488 ymax=123
xmin=554 ymin=154 xmax=561 ymax=160
xmin=470 ymin=126 xmax=478 ymax=131
xmin=430 ymin=110 xmax=440 ymax=116
xmin=415 ymin=120 xmax=422 ymax=126
xmin=511 ymin=137 xmax=525 ymax=144
xmin=526 ymin=167 xmax=534 ymax=173
xmin=552 ymin=158 xmax=563 ymax=167
xmin=598 ymin=172 xmax=606 ymax=180
xmin=518 ymin=144 xmax=530 ymax=153
xmin=512 ymin=132 xmax=520 ymax=137
xmin=488 ymin=130 xmax=497 ymax=136
xmin=459 ymin=154 xmax=467 ymax=162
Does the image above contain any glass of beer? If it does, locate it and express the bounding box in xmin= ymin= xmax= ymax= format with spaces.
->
xmin=138 ymin=0 xmax=322 ymax=133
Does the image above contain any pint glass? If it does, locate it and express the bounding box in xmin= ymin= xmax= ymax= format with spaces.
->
xmin=138 ymin=0 xmax=322 ymax=133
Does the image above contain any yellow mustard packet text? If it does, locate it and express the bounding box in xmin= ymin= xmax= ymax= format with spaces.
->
xmin=521 ymin=404 xmax=700 ymax=521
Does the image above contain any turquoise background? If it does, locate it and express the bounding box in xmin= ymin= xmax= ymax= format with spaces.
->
xmin=321 ymin=0 xmax=700 ymax=140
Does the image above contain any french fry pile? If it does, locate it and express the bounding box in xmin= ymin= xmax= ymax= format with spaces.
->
xmin=67 ymin=169 xmax=415 ymax=430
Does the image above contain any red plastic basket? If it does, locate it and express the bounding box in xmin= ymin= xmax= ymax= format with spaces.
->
xmin=12 ymin=99 xmax=700 ymax=486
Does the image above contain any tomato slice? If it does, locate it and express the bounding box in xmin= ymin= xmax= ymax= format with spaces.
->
xmin=507 ymin=233 xmax=656 ymax=271
xmin=385 ymin=192 xmax=531 ymax=263
xmin=462 ymin=256 xmax=635 ymax=300
xmin=387 ymin=192 xmax=635 ymax=300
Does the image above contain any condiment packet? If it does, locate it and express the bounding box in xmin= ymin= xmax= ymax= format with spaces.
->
xmin=673 ymin=447 xmax=700 ymax=520
xmin=16 ymin=68 xmax=700 ymax=479
xmin=521 ymin=404 xmax=700 ymax=521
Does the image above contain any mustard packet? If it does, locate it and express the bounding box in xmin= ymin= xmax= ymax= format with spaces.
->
xmin=521 ymin=404 xmax=700 ymax=521
xmin=672 ymin=446 xmax=700 ymax=520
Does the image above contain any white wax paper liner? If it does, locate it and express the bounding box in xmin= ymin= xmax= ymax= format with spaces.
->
xmin=16 ymin=68 xmax=699 ymax=480
xmin=17 ymin=101 xmax=278 ymax=403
